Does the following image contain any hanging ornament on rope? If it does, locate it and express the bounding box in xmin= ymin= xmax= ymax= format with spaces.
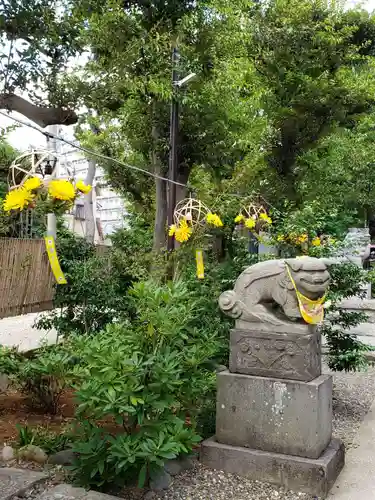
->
xmin=169 ymin=197 xmax=224 ymax=279
xmin=8 ymin=149 xmax=60 ymax=190
xmin=169 ymin=197 xmax=223 ymax=244
xmin=234 ymin=201 xmax=272 ymax=234
xmin=4 ymin=150 xmax=92 ymax=285
xmin=173 ymin=197 xmax=210 ymax=229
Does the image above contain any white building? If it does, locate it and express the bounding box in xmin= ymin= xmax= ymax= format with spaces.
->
xmin=50 ymin=126 xmax=126 ymax=239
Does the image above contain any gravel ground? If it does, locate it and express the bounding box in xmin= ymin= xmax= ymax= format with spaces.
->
xmin=153 ymin=365 xmax=375 ymax=500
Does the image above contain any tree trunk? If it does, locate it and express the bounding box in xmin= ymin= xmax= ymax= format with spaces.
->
xmin=84 ymin=158 xmax=97 ymax=243
xmin=0 ymin=93 xmax=77 ymax=127
xmin=152 ymin=154 xmax=167 ymax=251
xmin=151 ymin=99 xmax=167 ymax=251
xmin=176 ymin=165 xmax=190 ymax=205
xmin=84 ymin=123 xmax=101 ymax=243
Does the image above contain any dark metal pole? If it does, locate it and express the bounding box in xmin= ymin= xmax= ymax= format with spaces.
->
xmin=167 ymin=44 xmax=180 ymax=252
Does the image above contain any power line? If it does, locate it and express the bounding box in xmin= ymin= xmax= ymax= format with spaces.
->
xmin=0 ymin=110 xmax=187 ymax=188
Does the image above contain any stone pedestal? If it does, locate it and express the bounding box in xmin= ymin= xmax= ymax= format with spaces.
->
xmin=201 ymin=324 xmax=344 ymax=498
xmin=216 ymin=371 xmax=331 ymax=458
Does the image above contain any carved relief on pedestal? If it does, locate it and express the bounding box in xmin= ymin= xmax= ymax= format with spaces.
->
xmin=230 ymin=328 xmax=321 ymax=381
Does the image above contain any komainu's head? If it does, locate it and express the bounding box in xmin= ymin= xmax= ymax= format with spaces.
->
xmin=286 ymin=257 xmax=330 ymax=299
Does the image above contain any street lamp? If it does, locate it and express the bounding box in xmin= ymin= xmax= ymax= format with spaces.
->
xmin=175 ymin=72 xmax=196 ymax=87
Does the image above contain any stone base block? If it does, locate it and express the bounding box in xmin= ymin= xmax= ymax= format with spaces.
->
xmin=201 ymin=437 xmax=345 ymax=499
xmin=216 ymin=371 xmax=332 ymax=459
xmin=230 ymin=327 xmax=321 ymax=381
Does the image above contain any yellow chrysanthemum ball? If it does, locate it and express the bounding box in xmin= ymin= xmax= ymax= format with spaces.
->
xmin=245 ymin=218 xmax=256 ymax=230
xmin=259 ymin=212 xmax=272 ymax=224
xmin=3 ymin=187 xmax=34 ymax=212
xmin=23 ymin=177 xmax=42 ymax=191
xmin=175 ymin=219 xmax=192 ymax=243
xmin=234 ymin=214 xmax=245 ymax=224
xmin=206 ymin=212 xmax=223 ymax=227
xmin=76 ymin=180 xmax=92 ymax=194
xmin=311 ymin=237 xmax=321 ymax=247
xmin=48 ymin=179 xmax=76 ymax=201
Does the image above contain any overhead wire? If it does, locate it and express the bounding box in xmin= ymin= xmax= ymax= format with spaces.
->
xmin=0 ymin=111 xmax=276 ymax=211
xmin=0 ymin=110 xmax=187 ymax=187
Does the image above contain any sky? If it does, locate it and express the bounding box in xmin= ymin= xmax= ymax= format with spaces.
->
xmin=1 ymin=0 xmax=375 ymax=153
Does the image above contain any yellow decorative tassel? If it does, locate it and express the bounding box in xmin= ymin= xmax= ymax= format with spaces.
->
xmin=196 ymin=250 xmax=204 ymax=279
xmin=44 ymin=236 xmax=67 ymax=285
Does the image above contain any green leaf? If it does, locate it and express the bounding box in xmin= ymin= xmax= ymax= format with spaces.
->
xmin=138 ymin=463 xmax=148 ymax=488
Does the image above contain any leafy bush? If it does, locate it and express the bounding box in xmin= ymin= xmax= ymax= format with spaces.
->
xmin=68 ymin=280 xmax=219 ymax=490
xmin=10 ymin=346 xmax=74 ymax=414
xmin=110 ymin=210 xmax=154 ymax=281
xmin=0 ymin=346 xmax=22 ymax=375
xmin=174 ymin=234 xmax=258 ymax=366
xmin=36 ymin=230 xmax=133 ymax=337
xmin=321 ymin=263 xmax=371 ymax=372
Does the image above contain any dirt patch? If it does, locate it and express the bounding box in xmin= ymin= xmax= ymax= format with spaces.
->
xmin=0 ymin=389 xmax=75 ymax=444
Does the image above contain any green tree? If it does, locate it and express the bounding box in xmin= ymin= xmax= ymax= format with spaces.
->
xmin=295 ymin=114 xmax=375 ymax=228
xmin=247 ymin=0 xmax=375 ymax=200
xmin=68 ymin=0 xmax=262 ymax=249
xmin=0 ymin=0 xmax=80 ymax=125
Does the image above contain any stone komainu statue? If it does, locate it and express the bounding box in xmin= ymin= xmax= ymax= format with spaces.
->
xmin=219 ymin=257 xmax=330 ymax=327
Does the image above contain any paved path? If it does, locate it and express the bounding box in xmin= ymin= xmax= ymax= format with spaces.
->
xmin=0 ymin=312 xmax=57 ymax=351
xmin=329 ymin=395 xmax=375 ymax=499
xmin=37 ymin=484 xmax=119 ymax=499
xmin=0 ymin=468 xmax=117 ymax=499
xmin=0 ymin=467 xmax=45 ymax=499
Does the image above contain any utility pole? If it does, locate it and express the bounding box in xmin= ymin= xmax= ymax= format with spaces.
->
xmin=46 ymin=125 xmax=58 ymax=239
xmin=167 ymin=43 xmax=180 ymax=252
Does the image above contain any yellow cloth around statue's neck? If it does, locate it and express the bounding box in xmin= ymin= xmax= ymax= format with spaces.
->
xmin=285 ymin=263 xmax=325 ymax=325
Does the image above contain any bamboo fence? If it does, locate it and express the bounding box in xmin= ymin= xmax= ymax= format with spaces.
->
xmin=0 ymin=238 xmax=55 ymax=318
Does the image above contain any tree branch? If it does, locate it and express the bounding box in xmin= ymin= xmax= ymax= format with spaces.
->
xmin=0 ymin=93 xmax=78 ymax=127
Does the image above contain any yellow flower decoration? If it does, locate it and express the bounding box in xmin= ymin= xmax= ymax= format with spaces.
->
xmin=259 ymin=212 xmax=272 ymax=224
xmin=234 ymin=214 xmax=245 ymax=224
xmin=76 ymin=180 xmax=92 ymax=194
xmin=48 ymin=179 xmax=76 ymax=201
xmin=277 ymin=235 xmax=285 ymax=242
xmin=297 ymin=233 xmax=308 ymax=244
xmin=169 ymin=224 xmax=176 ymax=236
xmin=206 ymin=212 xmax=223 ymax=228
xmin=23 ymin=177 xmax=42 ymax=191
xmin=175 ymin=219 xmax=192 ymax=243
xmin=3 ymin=187 xmax=34 ymax=212
xmin=311 ymin=237 xmax=321 ymax=247
xmin=245 ymin=218 xmax=256 ymax=230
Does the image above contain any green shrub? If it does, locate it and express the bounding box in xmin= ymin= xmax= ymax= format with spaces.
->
xmin=68 ymin=280 xmax=219 ymax=490
xmin=321 ymin=263 xmax=371 ymax=372
xmin=0 ymin=346 xmax=22 ymax=375
xmin=175 ymin=237 xmax=258 ymax=366
xmin=110 ymin=210 xmax=154 ymax=281
xmin=11 ymin=346 xmax=74 ymax=414
xmin=36 ymin=230 xmax=133 ymax=337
